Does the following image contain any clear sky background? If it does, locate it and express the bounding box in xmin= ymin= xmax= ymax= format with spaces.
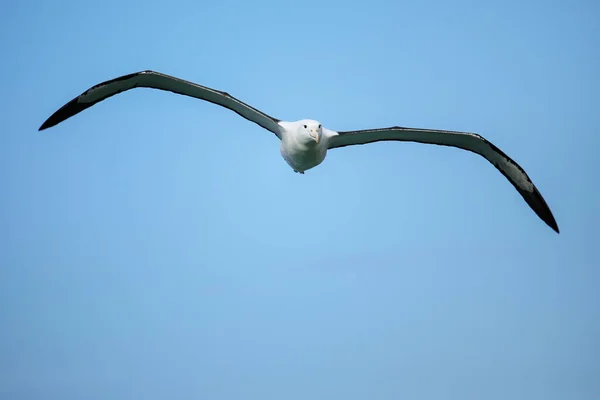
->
xmin=1 ymin=0 xmax=599 ymax=399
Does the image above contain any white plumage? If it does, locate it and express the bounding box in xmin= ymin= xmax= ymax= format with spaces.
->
xmin=39 ymin=70 xmax=559 ymax=233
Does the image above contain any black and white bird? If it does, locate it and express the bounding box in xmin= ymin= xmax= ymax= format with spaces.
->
xmin=39 ymin=70 xmax=559 ymax=233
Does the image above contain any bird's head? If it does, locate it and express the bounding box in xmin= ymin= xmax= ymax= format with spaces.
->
xmin=297 ymin=119 xmax=322 ymax=145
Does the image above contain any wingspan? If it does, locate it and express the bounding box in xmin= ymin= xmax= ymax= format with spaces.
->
xmin=39 ymin=70 xmax=284 ymax=138
xmin=327 ymin=126 xmax=559 ymax=233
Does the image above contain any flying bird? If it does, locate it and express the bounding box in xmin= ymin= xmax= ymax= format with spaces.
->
xmin=39 ymin=70 xmax=559 ymax=233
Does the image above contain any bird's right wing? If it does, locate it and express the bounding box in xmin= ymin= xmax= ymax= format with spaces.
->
xmin=39 ymin=70 xmax=285 ymax=138
xmin=326 ymin=125 xmax=559 ymax=233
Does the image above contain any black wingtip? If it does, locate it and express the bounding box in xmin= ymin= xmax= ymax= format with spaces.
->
xmin=523 ymin=185 xmax=560 ymax=234
xmin=38 ymin=119 xmax=54 ymax=131
xmin=39 ymin=111 xmax=60 ymax=131
xmin=38 ymin=71 xmax=146 ymax=132
xmin=483 ymin=141 xmax=559 ymax=234
xmin=38 ymin=96 xmax=94 ymax=132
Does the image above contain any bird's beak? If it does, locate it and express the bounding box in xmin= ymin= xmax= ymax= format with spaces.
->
xmin=310 ymin=130 xmax=319 ymax=143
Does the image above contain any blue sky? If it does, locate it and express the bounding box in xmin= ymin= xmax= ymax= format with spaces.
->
xmin=1 ymin=0 xmax=599 ymax=398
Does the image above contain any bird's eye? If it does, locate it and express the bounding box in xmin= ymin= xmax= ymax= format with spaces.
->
xmin=304 ymin=125 xmax=307 ymax=128
xmin=318 ymin=125 xmax=321 ymax=128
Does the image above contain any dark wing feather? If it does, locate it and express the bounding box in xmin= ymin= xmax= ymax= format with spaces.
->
xmin=39 ymin=70 xmax=284 ymax=138
xmin=327 ymin=126 xmax=559 ymax=233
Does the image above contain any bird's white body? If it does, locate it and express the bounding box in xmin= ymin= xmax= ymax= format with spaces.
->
xmin=278 ymin=119 xmax=330 ymax=173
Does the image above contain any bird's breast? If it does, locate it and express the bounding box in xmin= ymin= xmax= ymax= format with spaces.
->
xmin=280 ymin=140 xmax=327 ymax=173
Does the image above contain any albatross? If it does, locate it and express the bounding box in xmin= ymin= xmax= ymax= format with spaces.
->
xmin=39 ymin=70 xmax=559 ymax=233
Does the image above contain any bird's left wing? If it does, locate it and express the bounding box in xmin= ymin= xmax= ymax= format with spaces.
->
xmin=39 ymin=70 xmax=284 ymax=138
xmin=326 ymin=126 xmax=559 ymax=233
